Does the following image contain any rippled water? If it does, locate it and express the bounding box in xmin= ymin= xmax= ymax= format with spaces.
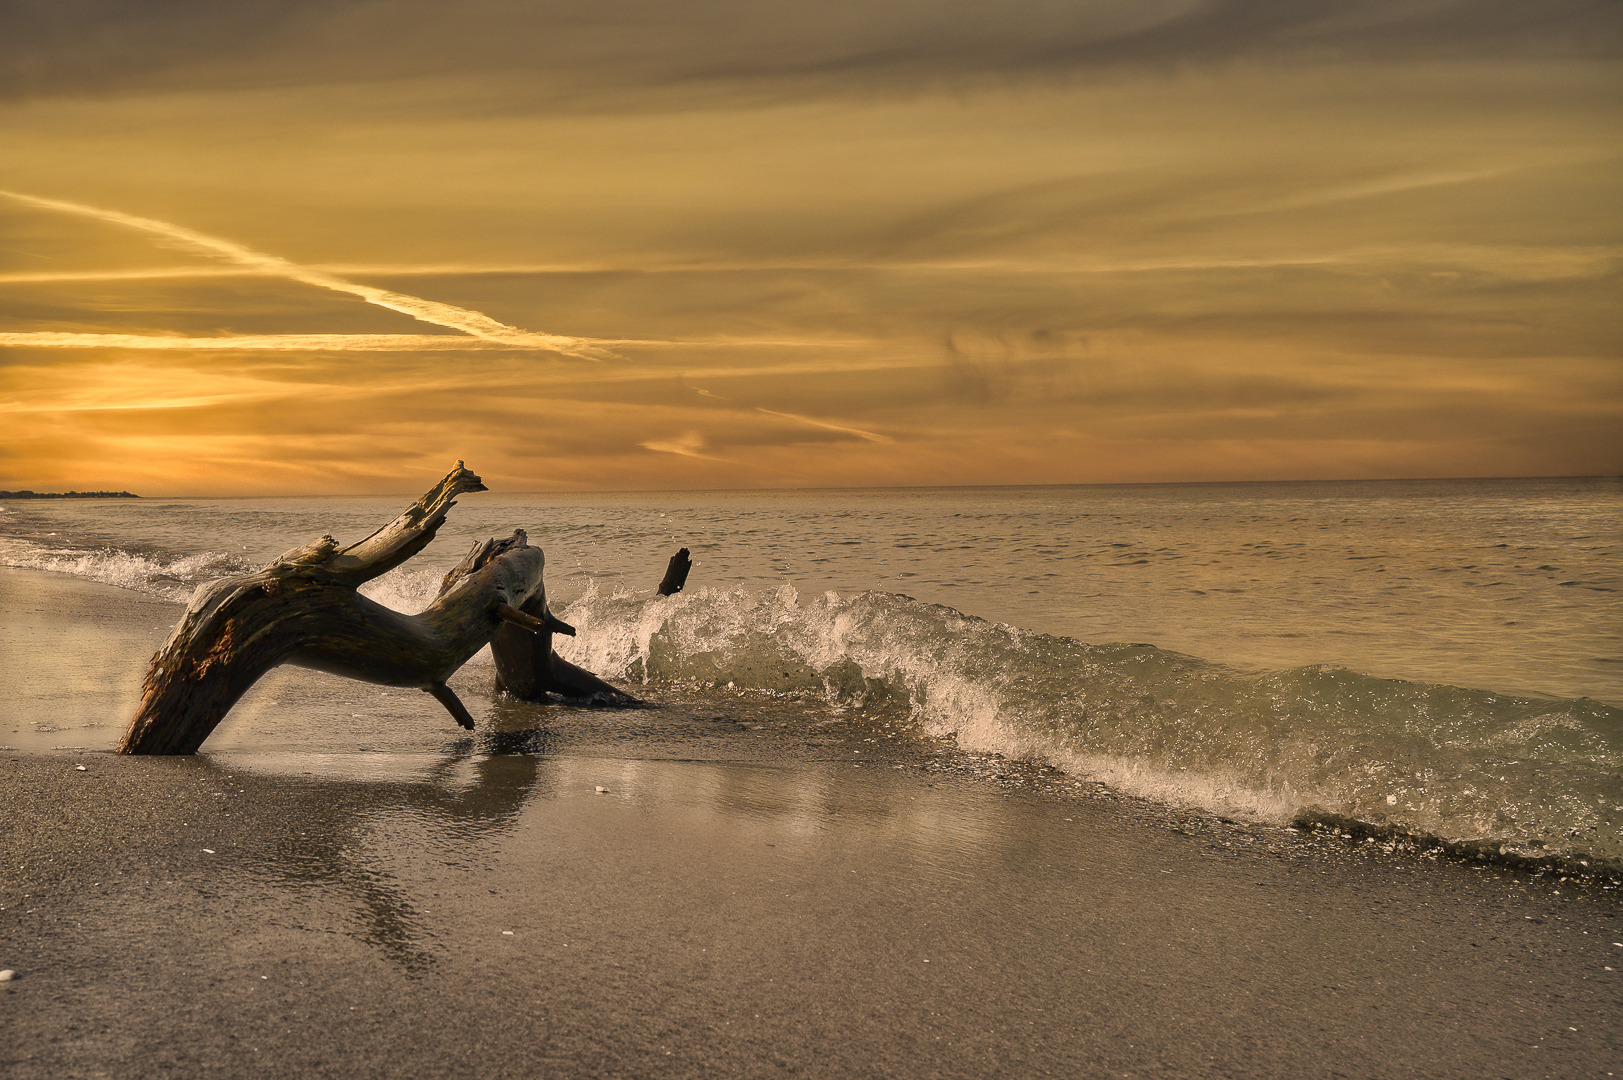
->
xmin=3 ymin=477 xmax=1617 ymax=700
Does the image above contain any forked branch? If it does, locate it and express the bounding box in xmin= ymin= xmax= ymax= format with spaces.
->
xmin=120 ymin=464 xmax=543 ymax=753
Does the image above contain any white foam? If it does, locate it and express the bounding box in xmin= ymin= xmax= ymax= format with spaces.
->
xmin=553 ymin=581 xmax=1623 ymax=864
xmin=358 ymin=564 xmax=445 ymax=616
xmin=0 ymin=537 xmax=248 ymax=601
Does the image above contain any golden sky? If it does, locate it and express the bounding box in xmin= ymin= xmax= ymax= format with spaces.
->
xmin=1 ymin=1 xmax=1619 ymax=493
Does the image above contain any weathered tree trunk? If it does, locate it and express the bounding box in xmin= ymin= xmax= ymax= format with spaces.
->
xmin=450 ymin=525 xmax=637 ymax=704
xmin=489 ymin=593 xmax=639 ymax=705
xmin=489 ymin=545 xmax=693 ymax=705
xmin=119 ymin=462 xmax=558 ymax=754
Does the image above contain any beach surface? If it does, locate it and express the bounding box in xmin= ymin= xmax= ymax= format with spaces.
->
xmin=4 ymin=736 xmax=1621 ymax=1079
xmin=1 ymin=567 xmax=1620 ymax=1079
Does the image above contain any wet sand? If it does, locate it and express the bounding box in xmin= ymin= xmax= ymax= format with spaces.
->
xmin=4 ymin=737 xmax=1620 ymax=1080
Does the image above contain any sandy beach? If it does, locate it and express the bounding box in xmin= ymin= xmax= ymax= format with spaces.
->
xmin=4 ymin=717 xmax=1620 ymax=1079
xmin=2 ymin=567 xmax=1622 ymax=1078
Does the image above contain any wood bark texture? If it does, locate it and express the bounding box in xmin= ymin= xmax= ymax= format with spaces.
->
xmin=490 ymin=593 xmax=639 ymax=705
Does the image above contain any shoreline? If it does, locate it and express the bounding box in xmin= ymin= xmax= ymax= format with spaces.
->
xmin=2 ymin=560 xmax=1618 ymax=882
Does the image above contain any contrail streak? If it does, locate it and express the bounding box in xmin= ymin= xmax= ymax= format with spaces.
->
xmin=0 ymin=190 xmax=605 ymax=358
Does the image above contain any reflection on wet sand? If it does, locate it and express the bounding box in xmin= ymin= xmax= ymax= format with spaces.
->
xmin=216 ymin=734 xmax=556 ymax=972
xmin=209 ymin=702 xmax=1006 ymax=975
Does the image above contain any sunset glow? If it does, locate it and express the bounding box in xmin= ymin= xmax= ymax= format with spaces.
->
xmin=2 ymin=2 xmax=1618 ymax=493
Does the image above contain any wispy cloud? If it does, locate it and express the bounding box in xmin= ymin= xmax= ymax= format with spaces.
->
xmin=753 ymin=407 xmax=891 ymax=443
xmin=8 ymin=239 xmax=1615 ymax=287
xmin=0 ymin=189 xmax=606 ymax=357
xmin=640 ymin=430 xmax=725 ymax=460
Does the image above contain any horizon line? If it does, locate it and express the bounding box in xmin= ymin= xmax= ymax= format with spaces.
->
xmin=8 ymin=472 xmax=1615 ymax=501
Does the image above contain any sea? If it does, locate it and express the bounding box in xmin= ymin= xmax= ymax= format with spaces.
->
xmin=1 ymin=476 xmax=1619 ymax=875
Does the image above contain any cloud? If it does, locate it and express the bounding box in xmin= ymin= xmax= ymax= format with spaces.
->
xmin=752 ymin=408 xmax=891 ymax=444
xmin=2 ymin=1 xmax=1615 ymax=103
xmin=640 ymin=430 xmax=722 ymax=460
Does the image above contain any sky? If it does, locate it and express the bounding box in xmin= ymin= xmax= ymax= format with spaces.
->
xmin=1 ymin=1 xmax=1619 ymax=494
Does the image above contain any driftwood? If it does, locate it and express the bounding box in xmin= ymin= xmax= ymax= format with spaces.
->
xmin=118 ymin=462 xmax=630 ymax=754
xmin=454 ymin=530 xmax=637 ymax=705
xmin=490 ymin=594 xmax=637 ymax=704
xmin=657 ymin=547 xmax=692 ymax=596
xmin=488 ymin=546 xmax=695 ymax=705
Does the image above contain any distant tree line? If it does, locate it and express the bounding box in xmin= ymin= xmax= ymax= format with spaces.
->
xmin=0 ymin=490 xmax=140 ymax=499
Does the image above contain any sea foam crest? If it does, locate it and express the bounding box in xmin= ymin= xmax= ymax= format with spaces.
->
xmin=0 ymin=537 xmax=251 ymax=602
xmin=556 ymin=583 xmax=1623 ymax=871
xmin=0 ymin=537 xmax=447 ymax=615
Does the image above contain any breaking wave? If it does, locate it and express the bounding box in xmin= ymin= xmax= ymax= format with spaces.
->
xmin=0 ymin=537 xmax=252 ymax=602
xmin=556 ymin=582 xmax=1623 ymax=876
xmin=0 ymin=537 xmax=449 ymax=616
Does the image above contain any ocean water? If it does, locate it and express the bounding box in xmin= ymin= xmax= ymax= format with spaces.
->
xmin=1 ymin=477 xmax=1619 ymax=873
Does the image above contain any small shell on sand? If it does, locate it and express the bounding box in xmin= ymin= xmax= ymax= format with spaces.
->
xmin=595 ymin=786 xmax=610 ymax=793
xmin=0 ymin=970 xmax=17 ymax=982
